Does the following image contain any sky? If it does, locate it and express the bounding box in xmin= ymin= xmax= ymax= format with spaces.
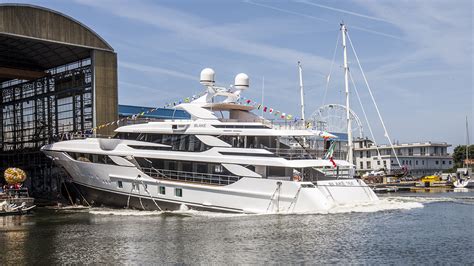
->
xmin=8 ymin=0 xmax=473 ymax=148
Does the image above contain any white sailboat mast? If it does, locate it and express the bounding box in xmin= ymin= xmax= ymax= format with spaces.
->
xmin=466 ymin=116 xmax=470 ymax=167
xmin=298 ymin=61 xmax=305 ymax=122
xmin=341 ymin=23 xmax=353 ymax=164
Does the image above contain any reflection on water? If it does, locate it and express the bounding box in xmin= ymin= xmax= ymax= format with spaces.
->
xmin=1 ymin=191 xmax=473 ymax=264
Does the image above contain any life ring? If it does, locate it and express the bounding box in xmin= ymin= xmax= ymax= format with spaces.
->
xmin=292 ymin=175 xmax=301 ymax=182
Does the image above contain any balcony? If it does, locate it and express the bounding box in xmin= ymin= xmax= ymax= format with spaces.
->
xmin=264 ymin=148 xmax=347 ymax=160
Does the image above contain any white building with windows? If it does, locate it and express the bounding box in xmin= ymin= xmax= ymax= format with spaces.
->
xmin=353 ymin=139 xmax=453 ymax=177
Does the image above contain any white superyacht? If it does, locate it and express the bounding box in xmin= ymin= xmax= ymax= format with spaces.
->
xmin=41 ymin=67 xmax=378 ymax=213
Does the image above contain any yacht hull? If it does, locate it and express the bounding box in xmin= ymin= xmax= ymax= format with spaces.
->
xmin=70 ymin=182 xmax=238 ymax=212
xmin=43 ymin=148 xmax=379 ymax=214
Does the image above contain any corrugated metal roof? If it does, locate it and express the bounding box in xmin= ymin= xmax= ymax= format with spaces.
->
xmin=118 ymin=105 xmax=190 ymax=119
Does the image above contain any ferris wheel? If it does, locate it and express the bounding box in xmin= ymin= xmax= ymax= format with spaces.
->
xmin=310 ymin=104 xmax=364 ymax=138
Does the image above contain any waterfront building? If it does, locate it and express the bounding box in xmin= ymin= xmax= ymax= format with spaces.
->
xmin=353 ymin=138 xmax=453 ymax=177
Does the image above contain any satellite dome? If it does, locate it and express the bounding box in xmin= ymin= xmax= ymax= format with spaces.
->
xmin=234 ymin=73 xmax=249 ymax=89
xmin=200 ymin=68 xmax=215 ymax=86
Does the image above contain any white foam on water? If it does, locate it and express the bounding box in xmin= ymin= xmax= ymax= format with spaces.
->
xmin=326 ymin=198 xmax=424 ymax=214
xmin=385 ymin=196 xmax=456 ymax=203
xmin=89 ymin=208 xmax=163 ymax=216
xmin=88 ymin=207 xmax=248 ymax=218
xmin=88 ymin=193 xmax=474 ymax=217
xmin=87 ymin=198 xmax=425 ymax=217
xmin=170 ymin=209 xmax=250 ymax=218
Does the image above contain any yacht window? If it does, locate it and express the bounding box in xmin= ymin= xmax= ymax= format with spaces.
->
xmin=159 ymin=186 xmax=166 ymax=195
xmin=132 ymin=183 xmax=139 ymax=191
xmin=188 ymin=135 xmax=196 ymax=152
xmin=67 ymin=152 xmax=118 ymax=166
xmin=267 ymin=166 xmax=286 ymax=177
xmin=76 ymin=153 xmax=91 ymax=162
xmin=181 ymin=162 xmax=193 ymax=172
xmin=218 ymin=135 xmax=285 ymax=149
xmin=136 ymin=134 xmax=211 ymax=152
xmin=128 ymin=145 xmax=171 ymax=151
xmin=117 ymin=181 xmax=123 ymax=188
xmin=212 ymin=125 xmax=270 ymax=129
xmin=179 ymin=135 xmax=186 ymax=151
xmin=214 ymin=165 xmax=224 ymax=173
xmin=166 ymin=161 xmax=176 ymax=171
xmin=114 ymin=132 xmax=140 ymax=140
xmin=219 ymin=151 xmax=276 ymax=157
xmin=196 ymin=163 xmax=208 ymax=173
xmin=175 ymin=188 xmax=182 ymax=197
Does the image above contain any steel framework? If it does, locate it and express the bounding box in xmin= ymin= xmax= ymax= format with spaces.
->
xmin=0 ymin=59 xmax=93 ymax=197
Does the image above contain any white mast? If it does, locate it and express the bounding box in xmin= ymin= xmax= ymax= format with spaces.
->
xmin=341 ymin=23 xmax=353 ymax=164
xmin=261 ymin=76 xmax=265 ymax=117
xmin=298 ymin=61 xmax=305 ymax=123
xmin=466 ymin=116 xmax=470 ymax=167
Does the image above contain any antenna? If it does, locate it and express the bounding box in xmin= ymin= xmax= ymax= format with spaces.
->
xmin=298 ymin=61 xmax=305 ymax=123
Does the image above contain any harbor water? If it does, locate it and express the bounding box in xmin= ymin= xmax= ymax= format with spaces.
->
xmin=1 ymin=191 xmax=473 ymax=264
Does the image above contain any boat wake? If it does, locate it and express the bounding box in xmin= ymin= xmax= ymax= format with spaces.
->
xmin=86 ymin=197 xmax=428 ymax=217
xmin=384 ymin=195 xmax=474 ymax=205
xmin=88 ymin=208 xmax=247 ymax=218
xmin=89 ymin=208 xmax=163 ymax=216
xmin=323 ymin=198 xmax=424 ymax=214
xmin=84 ymin=193 xmax=474 ymax=217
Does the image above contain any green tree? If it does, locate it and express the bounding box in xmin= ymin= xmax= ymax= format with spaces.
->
xmin=452 ymin=145 xmax=474 ymax=168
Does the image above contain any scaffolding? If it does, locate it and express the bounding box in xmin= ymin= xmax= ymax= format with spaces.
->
xmin=1 ymin=59 xmax=93 ymax=198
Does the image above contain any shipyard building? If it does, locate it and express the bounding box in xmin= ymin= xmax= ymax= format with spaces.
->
xmin=0 ymin=4 xmax=118 ymax=197
xmin=354 ymin=138 xmax=453 ymax=177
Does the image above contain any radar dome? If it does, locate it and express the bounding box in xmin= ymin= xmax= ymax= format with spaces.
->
xmin=200 ymin=68 xmax=215 ymax=86
xmin=234 ymin=73 xmax=249 ymax=89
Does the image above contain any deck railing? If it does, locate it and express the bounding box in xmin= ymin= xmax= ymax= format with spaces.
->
xmin=265 ymin=148 xmax=347 ymax=160
xmin=141 ymin=167 xmax=241 ymax=186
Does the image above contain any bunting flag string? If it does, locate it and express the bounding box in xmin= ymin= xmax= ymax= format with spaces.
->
xmin=238 ymin=96 xmax=297 ymax=121
xmin=77 ymin=91 xmax=299 ymax=135
xmin=86 ymin=91 xmax=206 ymax=133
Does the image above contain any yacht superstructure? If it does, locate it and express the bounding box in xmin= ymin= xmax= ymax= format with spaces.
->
xmin=41 ymin=66 xmax=378 ymax=213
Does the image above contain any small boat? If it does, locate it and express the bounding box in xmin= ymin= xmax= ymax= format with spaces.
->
xmin=0 ymin=187 xmax=36 ymax=216
xmin=453 ymin=168 xmax=471 ymax=188
xmin=0 ymin=201 xmax=36 ymax=216
xmin=372 ymin=186 xmax=398 ymax=193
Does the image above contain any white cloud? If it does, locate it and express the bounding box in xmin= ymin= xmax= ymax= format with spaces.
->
xmin=120 ymin=61 xmax=196 ymax=81
xmin=246 ymin=0 xmax=404 ymax=40
xmin=75 ymin=0 xmax=333 ymax=76
xmin=298 ymin=0 xmax=390 ymax=23
xmin=355 ymin=0 xmax=472 ymax=66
